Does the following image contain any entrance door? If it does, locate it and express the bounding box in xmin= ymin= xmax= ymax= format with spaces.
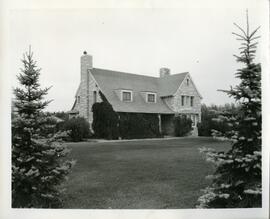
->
xmin=191 ymin=114 xmax=198 ymax=127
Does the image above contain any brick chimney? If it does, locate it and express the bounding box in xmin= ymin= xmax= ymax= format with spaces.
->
xmin=159 ymin=67 xmax=170 ymax=78
xmin=81 ymin=51 xmax=93 ymax=82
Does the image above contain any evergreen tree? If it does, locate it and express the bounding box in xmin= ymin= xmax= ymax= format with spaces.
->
xmin=12 ymin=48 xmax=75 ymax=208
xmin=197 ymin=12 xmax=261 ymax=208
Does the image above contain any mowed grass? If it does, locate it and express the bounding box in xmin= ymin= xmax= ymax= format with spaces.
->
xmin=62 ymin=137 xmax=231 ymax=209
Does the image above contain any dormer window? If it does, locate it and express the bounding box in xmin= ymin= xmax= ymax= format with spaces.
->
xmin=121 ymin=90 xmax=132 ymax=102
xmin=147 ymin=93 xmax=156 ymax=103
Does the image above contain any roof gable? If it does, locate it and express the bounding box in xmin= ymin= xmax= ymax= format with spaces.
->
xmin=175 ymin=73 xmax=203 ymax=99
xmin=158 ymin=72 xmax=188 ymax=97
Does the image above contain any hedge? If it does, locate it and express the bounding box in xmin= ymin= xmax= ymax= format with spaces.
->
xmin=119 ymin=113 xmax=161 ymax=139
xmin=174 ymin=115 xmax=192 ymax=136
xmin=92 ymin=92 xmax=119 ymax=140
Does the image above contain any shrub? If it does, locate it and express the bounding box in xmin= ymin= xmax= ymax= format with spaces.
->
xmin=62 ymin=117 xmax=90 ymax=142
xmin=119 ymin=113 xmax=161 ymax=139
xmin=174 ymin=115 xmax=192 ymax=137
xmin=92 ymin=92 xmax=119 ymax=140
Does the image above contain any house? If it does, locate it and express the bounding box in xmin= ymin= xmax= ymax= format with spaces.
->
xmin=69 ymin=51 xmax=202 ymax=136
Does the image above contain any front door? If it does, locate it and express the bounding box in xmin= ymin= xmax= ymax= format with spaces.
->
xmin=190 ymin=114 xmax=198 ymax=127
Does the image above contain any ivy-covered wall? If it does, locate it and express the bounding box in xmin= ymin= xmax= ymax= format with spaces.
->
xmin=119 ymin=113 xmax=161 ymax=139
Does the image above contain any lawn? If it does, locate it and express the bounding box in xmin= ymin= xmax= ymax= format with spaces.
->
xmin=61 ymin=137 xmax=231 ymax=209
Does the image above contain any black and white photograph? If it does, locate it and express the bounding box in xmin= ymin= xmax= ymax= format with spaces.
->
xmin=0 ymin=0 xmax=269 ymax=219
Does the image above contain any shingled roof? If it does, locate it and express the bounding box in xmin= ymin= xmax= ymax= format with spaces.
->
xmin=89 ymin=68 xmax=189 ymax=114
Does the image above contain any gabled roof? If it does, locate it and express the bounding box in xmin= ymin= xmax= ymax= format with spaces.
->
xmin=158 ymin=72 xmax=188 ymax=97
xmin=89 ymin=68 xmax=189 ymax=114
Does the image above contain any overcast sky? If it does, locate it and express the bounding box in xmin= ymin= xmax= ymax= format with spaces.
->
xmin=9 ymin=5 xmax=264 ymax=112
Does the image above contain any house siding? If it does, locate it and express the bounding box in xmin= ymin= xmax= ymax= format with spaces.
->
xmin=72 ymin=72 xmax=102 ymax=126
xmin=163 ymin=75 xmax=202 ymax=122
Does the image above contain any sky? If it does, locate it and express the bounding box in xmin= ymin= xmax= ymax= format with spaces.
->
xmin=9 ymin=5 xmax=265 ymax=112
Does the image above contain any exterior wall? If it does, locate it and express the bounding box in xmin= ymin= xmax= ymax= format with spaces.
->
xmin=88 ymin=76 xmax=102 ymax=124
xmin=72 ymin=74 xmax=102 ymax=125
xmin=71 ymin=54 xmax=102 ymax=127
xmin=162 ymin=74 xmax=202 ymax=137
xmin=163 ymin=74 xmax=202 ymax=123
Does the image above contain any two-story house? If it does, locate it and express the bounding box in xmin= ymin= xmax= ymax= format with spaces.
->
xmin=69 ymin=51 xmax=202 ymax=136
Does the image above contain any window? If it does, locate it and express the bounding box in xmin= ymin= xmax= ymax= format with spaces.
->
xmin=147 ymin=93 xmax=156 ymax=103
xmin=181 ymin=96 xmax=185 ymax=106
xmin=187 ymin=78 xmax=190 ymax=86
xmin=77 ymin=96 xmax=80 ymax=104
xmin=122 ymin=91 xmax=132 ymax=102
xmin=190 ymin=96 xmax=194 ymax=107
xmin=93 ymin=91 xmax=97 ymax=103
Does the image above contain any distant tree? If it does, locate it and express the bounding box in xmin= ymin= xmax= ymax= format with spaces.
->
xmin=12 ymin=48 xmax=75 ymax=208
xmin=52 ymin=111 xmax=69 ymax=121
xmin=197 ymin=104 xmax=219 ymax=136
xmin=92 ymin=91 xmax=119 ymax=139
xmin=197 ymin=12 xmax=261 ymax=208
xmin=197 ymin=104 xmax=240 ymax=136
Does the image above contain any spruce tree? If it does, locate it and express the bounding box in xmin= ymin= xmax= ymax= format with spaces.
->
xmin=197 ymin=12 xmax=261 ymax=208
xmin=12 ymin=48 xmax=75 ymax=208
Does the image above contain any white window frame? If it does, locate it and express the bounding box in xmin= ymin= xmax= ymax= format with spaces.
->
xmin=121 ymin=90 xmax=133 ymax=102
xmin=146 ymin=92 xmax=157 ymax=103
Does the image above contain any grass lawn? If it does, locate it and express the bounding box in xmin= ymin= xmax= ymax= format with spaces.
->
xmin=61 ymin=137 xmax=231 ymax=209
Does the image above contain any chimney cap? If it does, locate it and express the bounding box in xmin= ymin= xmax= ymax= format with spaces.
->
xmin=83 ymin=51 xmax=87 ymax=55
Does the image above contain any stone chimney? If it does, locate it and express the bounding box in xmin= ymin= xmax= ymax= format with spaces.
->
xmin=81 ymin=51 xmax=93 ymax=82
xmin=159 ymin=67 xmax=170 ymax=78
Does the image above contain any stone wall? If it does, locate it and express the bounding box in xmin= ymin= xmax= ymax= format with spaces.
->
xmin=88 ymin=74 xmax=102 ymax=125
xmin=71 ymin=54 xmax=102 ymax=127
xmin=163 ymin=74 xmax=202 ymax=122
